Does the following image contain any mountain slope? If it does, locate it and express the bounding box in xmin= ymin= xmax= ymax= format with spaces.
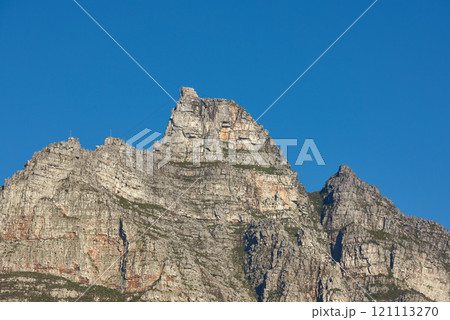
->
xmin=316 ymin=165 xmax=449 ymax=301
xmin=0 ymin=88 xmax=448 ymax=301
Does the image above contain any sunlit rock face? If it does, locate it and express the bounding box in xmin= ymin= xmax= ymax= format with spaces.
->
xmin=0 ymin=89 xmax=448 ymax=301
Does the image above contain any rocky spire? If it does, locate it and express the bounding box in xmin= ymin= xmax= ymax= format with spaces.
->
xmin=180 ymin=87 xmax=198 ymax=99
xmin=153 ymin=87 xmax=288 ymax=168
xmin=336 ymin=164 xmax=356 ymax=176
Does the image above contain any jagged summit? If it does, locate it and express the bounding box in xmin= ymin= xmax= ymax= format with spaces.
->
xmin=316 ymin=163 xmax=449 ymax=301
xmin=325 ymin=164 xmax=382 ymax=200
xmin=154 ymin=88 xmax=287 ymax=168
xmin=336 ymin=164 xmax=355 ymax=176
xmin=180 ymin=87 xmax=198 ymax=99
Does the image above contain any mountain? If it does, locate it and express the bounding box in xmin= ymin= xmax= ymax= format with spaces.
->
xmin=0 ymin=88 xmax=448 ymax=301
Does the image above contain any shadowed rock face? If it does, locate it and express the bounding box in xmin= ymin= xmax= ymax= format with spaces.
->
xmin=0 ymin=89 xmax=449 ymax=301
xmin=317 ymin=165 xmax=450 ymax=301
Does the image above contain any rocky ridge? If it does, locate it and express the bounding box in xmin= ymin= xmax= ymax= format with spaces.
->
xmin=0 ymin=88 xmax=448 ymax=301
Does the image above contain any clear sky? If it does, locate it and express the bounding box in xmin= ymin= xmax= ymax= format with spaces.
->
xmin=1 ymin=0 xmax=449 ymax=228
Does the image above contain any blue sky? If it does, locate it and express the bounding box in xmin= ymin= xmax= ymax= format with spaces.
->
xmin=1 ymin=0 xmax=449 ymax=228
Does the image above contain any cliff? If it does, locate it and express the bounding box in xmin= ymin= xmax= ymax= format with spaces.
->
xmin=0 ymin=88 xmax=448 ymax=301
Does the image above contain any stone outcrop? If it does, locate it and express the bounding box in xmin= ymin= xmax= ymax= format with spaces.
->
xmin=0 ymin=89 xmax=448 ymax=301
xmin=180 ymin=87 xmax=198 ymax=98
xmin=316 ymin=165 xmax=449 ymax=301
xmin=153 ymin=87 xmax=286 ymax=167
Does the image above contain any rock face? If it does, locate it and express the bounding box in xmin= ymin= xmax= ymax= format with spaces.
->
xmin=316 ymin=165 xmax=449 ymax=301
xmin=153 ymin=87 xmax=285 ymax=167
xmin=0 ymin=89 xmax=449 ymax=301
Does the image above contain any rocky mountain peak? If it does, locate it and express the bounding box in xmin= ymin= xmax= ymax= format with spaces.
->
xmin=322 ymin=164 xmax=383 ymax=207
xmin=153 ymin=88 xmax=287 ymax=168
xmin=337 ymin=164 xmax=355 ymax=176
xmin=316 ymin=164 xmax=449 ymax=302
xmin=324 ymin=164 xmax=380 ymax=195
xmin=180 ymin=87 xmax=198 ymax=99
